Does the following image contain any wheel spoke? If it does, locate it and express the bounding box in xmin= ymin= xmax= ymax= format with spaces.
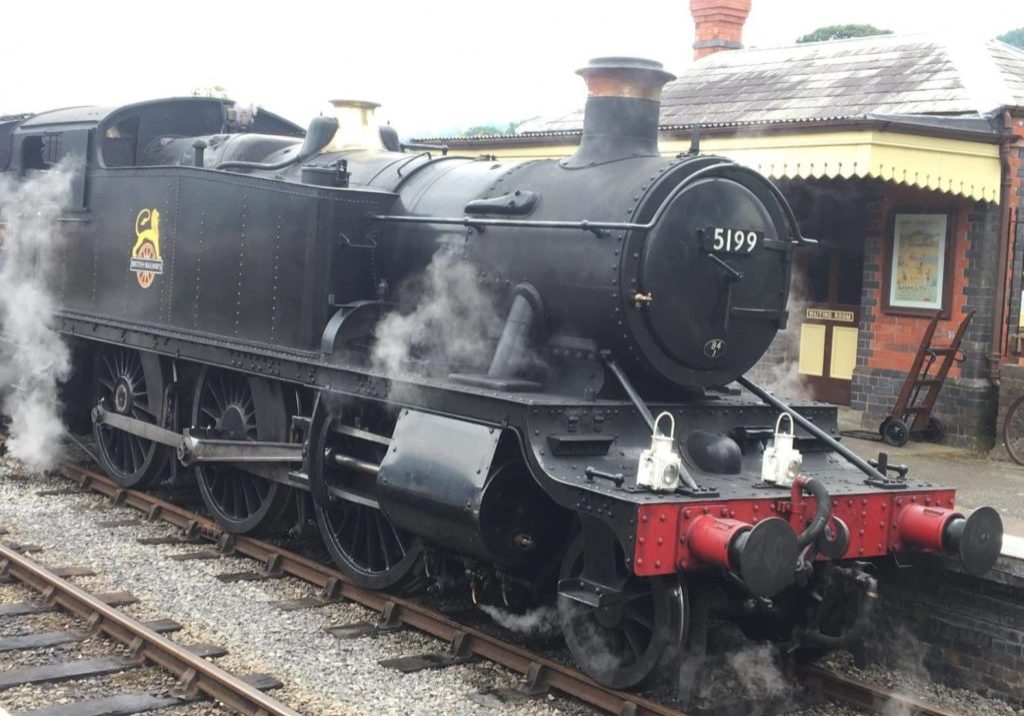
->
xmin=624 ymin=605 xmax=655 ymax=631
xmin=374 ymin=512 xmax=393 ymax=569
xmin=242 ymin=477 xmax=259 ymax=517
xmin=620 ymin=621 xmax=646 ymax=663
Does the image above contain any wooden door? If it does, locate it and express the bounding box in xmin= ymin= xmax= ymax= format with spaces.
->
xmin=796 ymin=304 xmax=860 ymax=404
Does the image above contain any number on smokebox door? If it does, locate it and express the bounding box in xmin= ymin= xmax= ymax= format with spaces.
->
xmin=701 ymin=227 xmax=762 ymax=254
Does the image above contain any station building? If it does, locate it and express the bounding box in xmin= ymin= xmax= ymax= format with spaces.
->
xmin=425 ymin=1 xmax=1024 ymax=449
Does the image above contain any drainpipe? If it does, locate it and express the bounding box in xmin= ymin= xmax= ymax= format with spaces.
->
xmin=990 ymin=109 xmax=1016 ymax=385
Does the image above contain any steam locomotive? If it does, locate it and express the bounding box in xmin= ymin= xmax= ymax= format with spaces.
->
xmin=0 ymin=57 xmax=1004 ymax=690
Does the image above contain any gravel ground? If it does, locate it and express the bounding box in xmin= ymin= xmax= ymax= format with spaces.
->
xmin=0 ymin=455 xmax=589 ymax=716
xmin=3 ymin=448 xmax=1022 ymax=716
xmin=825 ymin=650 xmax=1024 ymax=716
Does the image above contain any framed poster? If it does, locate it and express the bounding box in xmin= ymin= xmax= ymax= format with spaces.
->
xmin=883 ymin=211 xmax=956 ymax=317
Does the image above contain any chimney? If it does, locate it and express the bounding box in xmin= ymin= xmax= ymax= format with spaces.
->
xmin=327 ymin=99 xmax=384 ymax=151
xmin=563 ymin=57 xmax=675 ymax=168
xmin=690 ymin=0 xmax=751 ymax=61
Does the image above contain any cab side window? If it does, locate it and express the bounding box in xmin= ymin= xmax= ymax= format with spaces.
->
xmin=102 ymin=116 xmax=139 ymax=167
xmin=18 ymin=129 xmax=91 ymax=209
xmin=22 ymin=133 xmax=62 ymax=170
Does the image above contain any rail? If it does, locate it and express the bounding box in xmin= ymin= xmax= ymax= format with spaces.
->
xmin=52 ymin=459 xmax=682 ymax=716
xmin=0 ymin=539 xmax=300 ymax=716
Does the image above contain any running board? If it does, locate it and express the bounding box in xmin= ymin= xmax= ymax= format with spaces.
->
xmin=92 ymin=403 xmax=304 ymax=467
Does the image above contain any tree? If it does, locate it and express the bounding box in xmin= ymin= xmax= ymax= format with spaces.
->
xmin=459 ymin=122 xmax=517 ymax=137
xmin=998 ymin=27 xmax=1024 ymax=50
xmin=796 ymin=24 xmax=892 ymax=44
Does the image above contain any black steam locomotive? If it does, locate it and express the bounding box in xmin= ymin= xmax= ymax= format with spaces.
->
xmin=0 ymin=58 xmax=1004 ymax=689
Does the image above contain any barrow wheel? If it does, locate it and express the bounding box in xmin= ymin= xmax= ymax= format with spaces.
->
xmin=557 ymin=534 xmax=687 ymax=690
xmin=923 ymin=416 xmax=946 ymax=443
xmin=311 ymin=401 xmax=423 ymax=592
xmin=191 ymin=368 xmax=291 ymax=534
xmin=92 ymin=346 xmax=170 ymax=489
xmin=878 ymin=416 xmax=892 ymax=438
xmin=1004 ymin=396 xmax=1024 ymax=466
xmin=882 ymin=417 xmax=909 ymax=447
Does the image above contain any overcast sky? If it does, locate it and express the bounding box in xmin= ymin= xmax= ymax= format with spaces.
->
xmin=4 ymin=1 xmax=1024 ymax=136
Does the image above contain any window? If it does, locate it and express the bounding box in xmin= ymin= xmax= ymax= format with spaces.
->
xmin=102 ymin=116 xmax=140 ymax=167
xmin=22 ymin=133 xmax=62 ymax=170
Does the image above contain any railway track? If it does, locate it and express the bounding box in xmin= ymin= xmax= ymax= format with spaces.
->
xmin=0 ymin=538 xmax=298 ymax=715
xmin=0 ymin=434 xmax=970 ymax=716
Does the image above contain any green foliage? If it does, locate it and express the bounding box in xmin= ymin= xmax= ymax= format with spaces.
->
xmin=459 ymin=122 xmax=517 ymax=137
xmin=998 ymin=27 xmax=1024 ymax=49
xmin=796 ymin=24 xmax=892 ymax=44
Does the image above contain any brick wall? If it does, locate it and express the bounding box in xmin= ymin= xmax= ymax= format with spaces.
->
xmin=874 ymin=556 xmax=1024 ymax=703
xmin=851 ymin=182 xmax=1001 ymax=449
xmin=690 ymin=0 xmax=751 ymax=60
xmin=1005 ymin=113 xmax=1024 ymax=358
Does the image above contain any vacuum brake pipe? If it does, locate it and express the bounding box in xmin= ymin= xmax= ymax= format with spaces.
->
xmin=793 ymin=475 xmax=832 ymax=550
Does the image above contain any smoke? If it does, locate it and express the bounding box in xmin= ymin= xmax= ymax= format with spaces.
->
xmin=875 ymin=624 xmax=931 ymax=716
xmin=724 ymin=645 xmax=792 ymax=702
xmin=755 ymin=269 xmax=812 ymax=401
xmin=678 ymin=644 xmax=794 ymax=714
xmin=0 ymin=159 xmax=75 ymax=470
xmin=479 ymin=604 xmax=560 ymax=638
xmin=370 ymin=247 xmax=502 ymax=379
xmin=556 ymin=597 xmax=630 ymax=676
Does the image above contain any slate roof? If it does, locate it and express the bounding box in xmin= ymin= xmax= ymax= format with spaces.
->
xmin=512 ymin=34 xmax=1024 ymax=136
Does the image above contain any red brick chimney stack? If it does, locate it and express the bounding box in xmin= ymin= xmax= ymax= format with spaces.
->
xmin=690 ymin=0 xmax=752 ymax=60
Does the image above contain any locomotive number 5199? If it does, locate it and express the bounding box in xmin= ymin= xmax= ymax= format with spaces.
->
xmin=701 ymin=226 xmax=762 ymax=254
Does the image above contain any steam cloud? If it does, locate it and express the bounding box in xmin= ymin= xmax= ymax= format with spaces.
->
xmin=678 ymin=644 xmax=794 ymax=713
xmin=724 ymin=645 xmax=792 ymax=702
xmin=370 ymin=247 xmax=502 ymax=378
xmin=479 ymin=604 xmax=560 ymax=638
xmin=0 ymin=160 xmax=75 ymax=470
xmin=754 ymin=270 xmax=812 ymax=401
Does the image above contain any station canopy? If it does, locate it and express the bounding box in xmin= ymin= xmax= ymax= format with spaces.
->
xmin=433 ymin=34 xmax=1024 ymax=203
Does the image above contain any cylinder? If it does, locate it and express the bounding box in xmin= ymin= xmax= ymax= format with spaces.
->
xmin=898 ymin=505 xmax=960 ymax=552
xmin=899 ymin=504 xmax=1003 ymax=576
xmin=688 ymin=515 xmax=750 ymax=569
xmin=687 ymin=515 xmax=798 ymax=597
